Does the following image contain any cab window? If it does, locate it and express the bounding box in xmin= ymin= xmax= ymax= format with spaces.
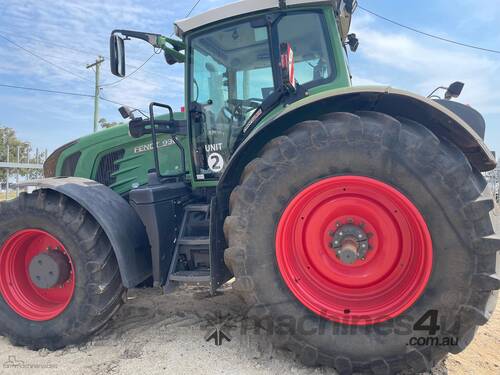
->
xmin=277 ymin=12 xmax=334 ymax=86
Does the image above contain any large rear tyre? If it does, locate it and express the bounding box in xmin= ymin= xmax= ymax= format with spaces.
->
xmin=0 ymin=189 xmax=125 ymax=350
xmin=224 ymin=111 xmax=500 ymax=374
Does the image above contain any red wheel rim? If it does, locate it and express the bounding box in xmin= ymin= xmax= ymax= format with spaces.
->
xmin=0 ymin=229 xmax=75 ymax=321
xmin=276 ymin=176 xmax=432 ymax=325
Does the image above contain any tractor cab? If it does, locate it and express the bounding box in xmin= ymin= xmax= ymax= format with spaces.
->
xmin=110 ymin=0 xmax=356 ymax=181
xmin=185 ymin=10 xmax=336 ymax=179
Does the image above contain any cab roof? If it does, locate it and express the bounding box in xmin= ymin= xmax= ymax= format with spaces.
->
xmin=174 ymin=0 xmax=354 ymax=40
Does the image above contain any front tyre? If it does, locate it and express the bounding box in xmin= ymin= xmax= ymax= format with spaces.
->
xmin=224 ymin=112 xmax=500 ymax=374
xmin=0 ymin=189 xmax=125 ymax=350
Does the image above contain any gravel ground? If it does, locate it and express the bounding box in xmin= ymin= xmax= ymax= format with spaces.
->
xmin=0 ymin=285 xmax=497 ymax=375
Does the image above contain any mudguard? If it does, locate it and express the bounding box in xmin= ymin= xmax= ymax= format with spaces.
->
xmin=221 ymin=86 xmax=495 ymax=195
xmin=18 ymin=177 xmax=151 ymax=288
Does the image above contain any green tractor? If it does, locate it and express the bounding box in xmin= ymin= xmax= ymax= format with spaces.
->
xmin=0 ymin=1 xmax=498 ymax=373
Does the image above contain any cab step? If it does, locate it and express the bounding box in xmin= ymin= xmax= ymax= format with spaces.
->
xmin=177 ymin=237 xmax=209 ymax=246
xmin=164 ymin=203 xmax=211 ymax=293
xmin=169 ymin=270 xmax=210 ymax=283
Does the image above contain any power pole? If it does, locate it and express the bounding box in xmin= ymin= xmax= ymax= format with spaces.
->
xmin=496 ymin=161 xmax=500 ymax=202
xmin=86 ymin=56 xmax=105 ymax=133
xmin=5 ymin=145 xmax=9 ymax=200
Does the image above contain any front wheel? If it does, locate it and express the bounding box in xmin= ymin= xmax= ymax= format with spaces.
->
xmin=224 ymin=112 xmax=499 ymax=374
xmin=0 ymin=189 xmax=125 ymax=350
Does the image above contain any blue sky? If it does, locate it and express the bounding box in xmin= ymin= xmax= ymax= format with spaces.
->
xmin=0 ymin=0 xmax=499 ymax=155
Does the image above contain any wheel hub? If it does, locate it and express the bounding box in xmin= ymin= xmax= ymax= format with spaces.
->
xmin=28 ymin=248 xmax=71 ymax=289
xmin=0 ymin=229 xmax=75 ymax=321
xmin=330 ymin=222 xmax=371 ymax=264
xmin=275 ymin=176 xmax=433 ymax=325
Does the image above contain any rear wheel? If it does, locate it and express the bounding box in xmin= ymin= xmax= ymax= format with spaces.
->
xmin=224 ymin=111 xmax=500 ymax=374
xmin=0 ymin=189 xmax=125 ymax=350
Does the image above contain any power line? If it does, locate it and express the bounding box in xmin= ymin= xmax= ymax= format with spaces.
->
xmin=0 ymin=30 xmax=166 ymax=84
xmin=358 ymin=5 xmax=500 ymax=55
xmin=0 ymin=33 xmax=94 ymax=81
xmin=100 ymin=96 xmax=147 ymax=112
xmin=186 ymin=0 xmax=203 ymax=18
xmin=172 ymin=0 xmax=203 ymax=36
xmin=0 ymin=30 xmax=170 ymax=81
xmin=0 ymin=83 xmax=94 ymax=97
xmin=0 ymin=29 xmax=102 ymax=57
xmin=0 ymin=83 xmax=146 ymax=114
xmin=99 ymin=52 xmax=157 ymax=87
xmin=0 ymin=30 xmax=158 ymax=87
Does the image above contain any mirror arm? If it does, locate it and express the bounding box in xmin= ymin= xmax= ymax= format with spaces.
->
xmin=112 ymin=29 xmax=160 ymax=45
xmin=111 ymin=30 xmax=186 ymax=64
xmin=156 ymin=37 xmax=185 ymax=64
xmin=158 ymin=36 xmax=186 ymax=51
xmin=112 ymin=30 xmax=185 ymax=51
xmin=427 ymin=86 xmax=447 ymax=99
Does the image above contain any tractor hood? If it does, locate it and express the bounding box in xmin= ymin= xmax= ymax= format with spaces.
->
xmin=175 ymin=0 xmax=356 ymax=42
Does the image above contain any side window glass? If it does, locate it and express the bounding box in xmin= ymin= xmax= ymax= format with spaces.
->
xmin=277 ymin=13 xmax=333 ymax=86
xmin=236 ymin=67 xmax=274 ymax=101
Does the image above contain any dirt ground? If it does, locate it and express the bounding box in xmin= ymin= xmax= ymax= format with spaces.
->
xmin=0 ymin=285 xmax=498 ymax=375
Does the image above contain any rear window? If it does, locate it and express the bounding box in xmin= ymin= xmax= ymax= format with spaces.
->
xmin=277 ymin=12 xmax=334 ymax=87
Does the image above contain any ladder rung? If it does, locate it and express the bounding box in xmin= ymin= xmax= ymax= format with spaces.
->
xmin=184 ymin=204 xmax=209 ymax=212
xmin=177 ymin=237 xmax=209 ymax=246
xmin=169 ymin=270 xmax=210 ymax=283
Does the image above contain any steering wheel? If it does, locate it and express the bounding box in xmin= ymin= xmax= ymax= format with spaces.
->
xmin=227 ymin=98 xmax=262 ymax=113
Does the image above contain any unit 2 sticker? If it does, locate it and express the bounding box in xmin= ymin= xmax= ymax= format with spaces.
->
xmin=208 ymin=152 xmax=224 ymax=173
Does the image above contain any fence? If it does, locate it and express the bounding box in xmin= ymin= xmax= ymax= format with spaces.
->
xmin=0 ymin=145 xmax=47 ymax=200
xmin=484 ymin=164 xmax=500 ymax=203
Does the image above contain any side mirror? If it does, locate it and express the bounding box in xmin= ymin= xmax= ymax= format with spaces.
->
xmin=164 ymin=50 xmax=178 ymax=65
xmin=110 ymin=34 xmax=125 ymax=77
xmin=118 ymin=106 xmax=135 ymax=119
xmin=347 ymin=33 xmax=359 ymax=52
xmin=445 ymin=81 xmax=464 ymax=100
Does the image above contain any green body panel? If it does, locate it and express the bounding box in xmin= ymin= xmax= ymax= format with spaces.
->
xmin=53 ymin=4 xmax=352 ymax=192
xmin=56 ymin=112 xmax=191 ymax=195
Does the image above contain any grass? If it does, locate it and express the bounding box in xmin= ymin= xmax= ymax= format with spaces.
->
xmin=0 ymin=191 xmax=17 ymax=202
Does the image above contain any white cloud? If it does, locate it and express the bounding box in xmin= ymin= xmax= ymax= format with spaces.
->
xmin=350 ymin=13 xmax=500 ymax=115
xmin=351 ymin=76 xmax=388 ymax=87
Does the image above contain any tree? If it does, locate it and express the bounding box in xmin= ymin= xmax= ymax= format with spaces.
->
xmin=98 ymin=118 xmax=119 ymax=129
xmin=0 ymin=127 xmax=28 ymax=180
